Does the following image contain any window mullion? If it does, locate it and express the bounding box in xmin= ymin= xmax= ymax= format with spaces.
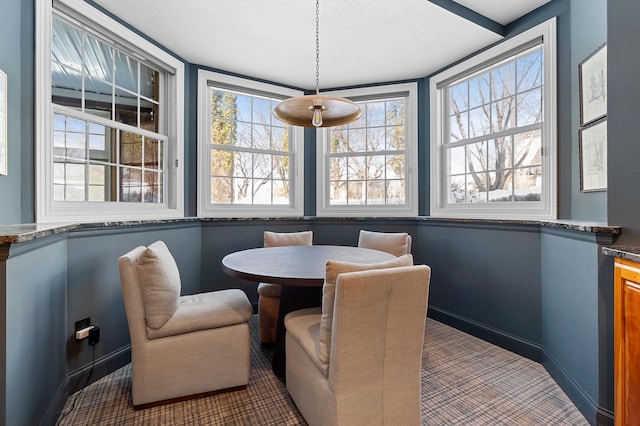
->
xmin=84 ymin=121 xmax=89 ymax=201
xmin=116 ymin=129 xmax=120 ymax=202
xmin=209 ymin=144 xmax=289 ymax=157
xmin=327 ymin=149 xmax=405 ymax=158
xmin=141 ymin=135 xmax=145 ymax=204
xmin=81 ymin=31 xmax=86 ymax=113
xmin=446 ymin=122 xmax=542 ymax=149
xmin=52 ymin=105 xmax=167 ymax=142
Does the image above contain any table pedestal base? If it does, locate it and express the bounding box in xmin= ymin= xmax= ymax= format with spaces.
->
xmin=272 ymin=285 xmax=323 ymax=381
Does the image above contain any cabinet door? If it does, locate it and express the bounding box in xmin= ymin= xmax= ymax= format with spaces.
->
xmin=623 ymin=280 xmax=640 ymax=421
xmin=615 ymin=258 xmax=640 ymax=426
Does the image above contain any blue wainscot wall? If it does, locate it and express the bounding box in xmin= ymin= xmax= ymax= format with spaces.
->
xmin=0 ymin=217 xmax=618 ymax=426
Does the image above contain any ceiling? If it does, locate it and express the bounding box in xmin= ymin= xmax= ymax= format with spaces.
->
xmin=92 ymin=0 xmax=552 ymax=90
xmin=453 ymin=0 xmax=552 ymax=25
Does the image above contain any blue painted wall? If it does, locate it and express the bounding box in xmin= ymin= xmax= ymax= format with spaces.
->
xmin=570 ymin=0 xmax=607 ymax=221
xmin=540 ymin=229 xmax=614 ymax=424
xmin=608 ymin=0 xmax=640 ymax=245
xmin=0 ymin=217 xmax=617 ymax=425
xmin=1 ymin=223 xmax=203 ymax=425
xmin=422 ymin=222 xmax=542 ymax=355
xmin=0 ymin=0 xmax=34 ymax=225
xmin=5 ymin=237 xmax=67 ymax=425
xmin=65 ymin=224 xmax=202 ymax=377
xmin=186 ymin=63 xmax=199 ymax=217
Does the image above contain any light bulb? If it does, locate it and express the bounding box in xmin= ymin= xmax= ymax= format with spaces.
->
xmin=312 ymin=107 xmax=323 ymax=127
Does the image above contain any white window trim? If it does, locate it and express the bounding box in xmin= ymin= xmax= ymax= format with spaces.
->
xmin=196 ymin=70 xmax=305 ymax=218
xmin=35 ymin=0 xmax=185 ymax=223
xmin=316 ymin=82 xmax=419 ymax=217
xmin=430 ymin=18 xmax=557 ymax=220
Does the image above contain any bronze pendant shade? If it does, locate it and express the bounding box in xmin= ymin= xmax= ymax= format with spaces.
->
xmin=272 ymin=0 xmax=362 ymax=128
xmin=273 ymin=94 xmax=362 ymax=128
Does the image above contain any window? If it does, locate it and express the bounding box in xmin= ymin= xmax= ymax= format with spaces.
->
xmin=316 ymin=83 xmax=418 ymax=217
xmin=430 ymin=19 xmax=556 ymax=219
xmin=197 ymin=70 xmax=304 ymax=217
xmin=36 ymin=0 xmax=184 ymax=222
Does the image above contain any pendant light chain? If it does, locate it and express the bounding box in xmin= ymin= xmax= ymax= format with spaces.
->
xmin=272 ymin=0 xmax=362 ymax=127
xmin=315 ymin=0 xmax=320 ymax=95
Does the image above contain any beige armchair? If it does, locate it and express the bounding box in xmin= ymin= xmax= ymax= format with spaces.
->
xmin=357 ymin=229 xmax=412 ymax=256
xmin=118 ymin=241 xmax=253 ymax=407
xmin=257 ymin=230 xmax=313 ymax=344
xmin=285 ymin=256 xmax=431 ymax=425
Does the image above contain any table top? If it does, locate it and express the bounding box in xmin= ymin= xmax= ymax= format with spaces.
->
xmin=222 ymin=245 xmax=396 ymax=286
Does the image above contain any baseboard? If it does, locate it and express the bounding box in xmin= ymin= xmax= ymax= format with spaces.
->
xmin=596 ymin=407 xmax=614 ymax=426
xmin=542 ymin=348 xmax=611 ymax=426
xmin=69 ymin=344 xmax=131 ymax=393
xmin=40 ymin=345 xmax=132 ymax=426
xmin=427 ymin=306 xmax=542 ymax=361
xmin=39 ymin=378 xmax=69 ymax=426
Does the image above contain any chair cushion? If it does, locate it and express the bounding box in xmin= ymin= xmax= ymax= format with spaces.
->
xmin=264 ymin=230 xmax=313 ymax=247
xmin=147 ymin=289 xmax=253 ymax=340
xmin=136 ymin=241 xmax=181 ymax=330
xmin=358 ymin=230 xmax=411 ymax=257
xmin=257 ymin=282 xmax=282 ymax=297
xmin=318 ymin=254 xmax=414 ymax=365
xmin=284 ymin=307 xmax=326 ymax=375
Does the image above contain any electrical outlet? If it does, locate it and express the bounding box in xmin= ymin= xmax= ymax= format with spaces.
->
xmin=75 ymin=317 xmax=90 ymax=332
xmin=75 ymin=317 xmax=93 ymax=341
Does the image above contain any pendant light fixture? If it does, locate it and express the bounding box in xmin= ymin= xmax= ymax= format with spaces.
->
xmin=273 ymin=0 xmax=362 ymax=128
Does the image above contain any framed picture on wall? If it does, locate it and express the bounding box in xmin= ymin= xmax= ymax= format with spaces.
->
xmin=579 ymin=43 xmax=607 ymax=126
xmin=579 ymin=118 xmax=607 ymax=192
xmin=0 ymin=69 xmax=6 ymax=176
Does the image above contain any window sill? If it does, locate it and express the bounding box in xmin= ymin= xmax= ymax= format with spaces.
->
xmin=0 ymin=216 xmax=620 ymax=245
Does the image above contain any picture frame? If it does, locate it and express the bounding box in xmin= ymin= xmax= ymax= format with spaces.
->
xmin=0 ymin=69 xmax=6 ymax=176
xmin=579 ymin=43 xmax=607 ymax=126
xmin=579 ymin=118 xmax=607 ymax=192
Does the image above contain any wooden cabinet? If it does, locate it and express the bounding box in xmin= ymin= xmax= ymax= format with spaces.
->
xmin=614 ymin=257 xmax=640 ymax=426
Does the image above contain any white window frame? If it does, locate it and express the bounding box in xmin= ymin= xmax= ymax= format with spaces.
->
xmin=316 ymin=83 xmax=419 ymax=217
xmin=197 ymin=70 xmax=305 ymax=218
xmin=430 ymin=19 xmax=557 ymax=220
xmin=35 ymin=0 xmax=185 ymax=223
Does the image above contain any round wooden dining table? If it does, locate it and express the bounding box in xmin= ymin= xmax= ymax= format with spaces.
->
xmin=222 ymin=245 xmax=395 ymax=380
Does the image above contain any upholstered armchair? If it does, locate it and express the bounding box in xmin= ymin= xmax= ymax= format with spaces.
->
xmin=357 ymin=229 xmax=412 ymax=256
xmin=118 ymin=241 xmax=253 ymax=407
xmin=285 ymin=255 xmax=431 ymax=425
xmin=257 ymin=230 xmax=313 ymax=344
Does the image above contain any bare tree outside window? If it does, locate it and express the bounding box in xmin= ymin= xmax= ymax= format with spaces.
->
xmin=447 ymin=47 xmax=543 ymax=204
xmin=209 ymin=88 xmax=292 ymax=206
xmin=328 ymin=98 xmax=407 ymax=206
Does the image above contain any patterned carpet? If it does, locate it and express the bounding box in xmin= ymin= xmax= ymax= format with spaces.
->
xmin=57 ymin=316 xmax=587 ymax=425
